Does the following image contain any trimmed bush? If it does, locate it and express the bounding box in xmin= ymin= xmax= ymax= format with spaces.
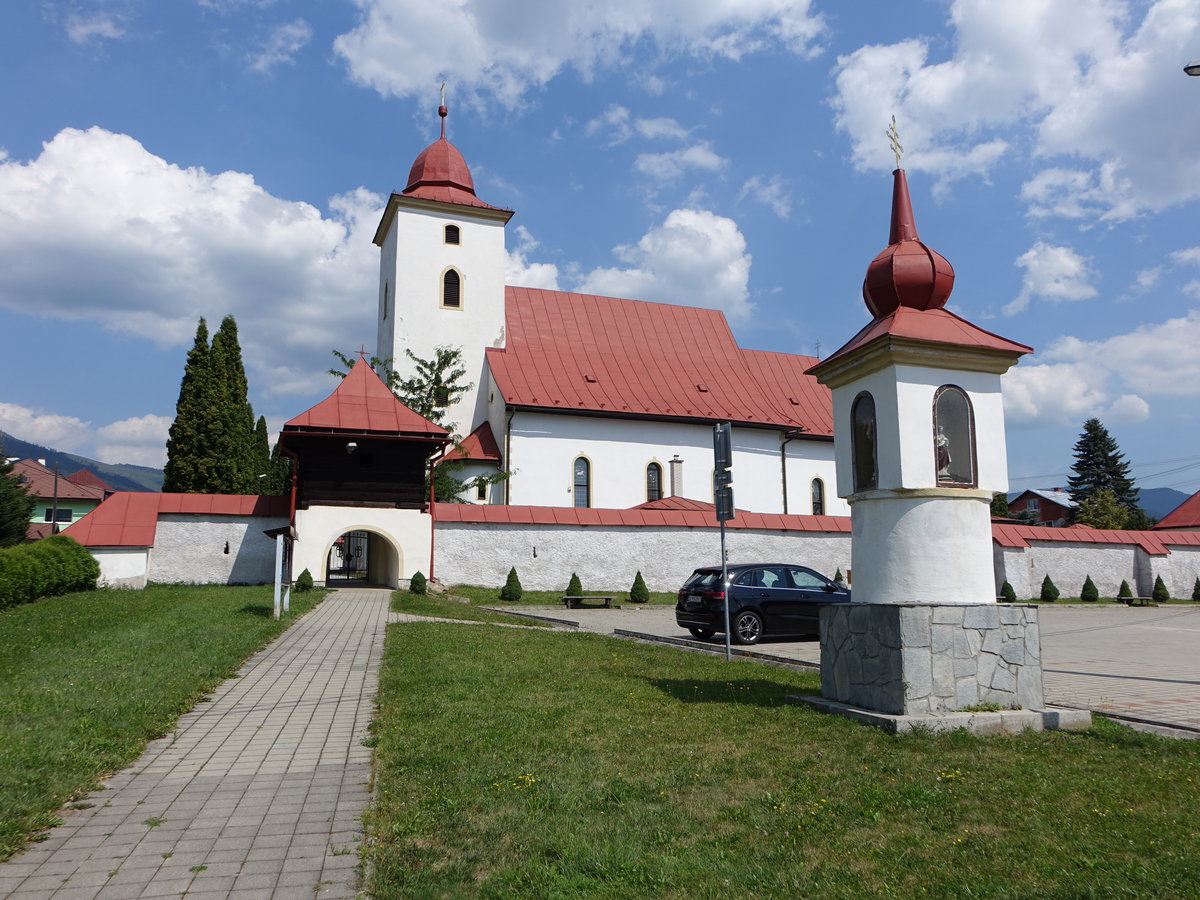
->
xmin=1080 ymin=575 xmax=1099 ymax=603
xmin=1117 ymin=579 xmax=1132 ymax=599
xmin=629 ymin=571 xmax=649 ymax=604
xmin=295 ymin=568 xmax=314 ymax=592
xmin=1039 ymin=575 xmax=1059 ymax=603
xmin=1192 ymin=577 xmax=1200 ymax=603
xmin=565 ymin=573 xmax=583 ymax=596
xmin=1152 ymin=575 xmax=1170 ymax=604
xmin=1000 ymin=581 xmax=1017 ymax=603
xmin=410 ymin=571 xmax=427 ymax=595
xmin=0 ymin=535 xmax=98 ymax=610
xmin=500 ymin=567 xmax=523 ymax=602
xmin=833 ymin=568 xmax=845 ymax=585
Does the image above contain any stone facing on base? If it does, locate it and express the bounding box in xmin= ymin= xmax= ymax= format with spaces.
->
xmin=820 ymin=602 xmax=1044 ymax=715
xmin=799 ymin=695 xmax=1092 ymax=735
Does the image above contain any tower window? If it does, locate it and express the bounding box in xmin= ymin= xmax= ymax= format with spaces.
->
xmin=933 ymin=385 xmax=976 ymax=487
xmin=573 ymin=457 xmax=591 ymax=508
xmin=646 ymin=462 xmax=663 ymax=502
xmin=382 ymin=281 xmax=389 ymax=320
xmin=811 ymin=477 xmax=825 ymax=515
xmin=434 ymin=386 xmax=450 ymax=408
xmin=444 ymin=224 xmax=460 ymax=245
xmin=442 ymin=269 xmax=461 ymax=309
xmin=851 ymin=392 xmax=877 ymax=492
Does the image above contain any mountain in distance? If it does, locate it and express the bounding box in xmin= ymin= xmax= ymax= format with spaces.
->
xmin=1139 ymin=487 xmax=1191 ymax=521
xmin=1 ymin=430 xmax=163 ymax=493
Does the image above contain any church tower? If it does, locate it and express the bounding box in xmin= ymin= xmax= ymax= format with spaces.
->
xmin=373 ymin=101 xmax=514 ymax=436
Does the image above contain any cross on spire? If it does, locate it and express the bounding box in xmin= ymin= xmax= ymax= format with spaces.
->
xmin=887 ymin=115 xmax=903 ymax=169
xmin=356 ymin=345 xmax=369 ymax=360
xmin=439 ymin=81 xmax=448 ymax=139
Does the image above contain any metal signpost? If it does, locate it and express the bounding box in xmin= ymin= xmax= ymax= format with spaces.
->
xmin=713 ymin=422 xmax=735 ymax=661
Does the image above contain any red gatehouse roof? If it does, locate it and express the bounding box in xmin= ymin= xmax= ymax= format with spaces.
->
xmin=65 ymin=492 xmax=289 ymax=548
xmin=486 ymin=287 xmax=834 ymax=434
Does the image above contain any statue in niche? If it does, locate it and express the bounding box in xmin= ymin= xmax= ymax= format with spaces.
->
xmin=852 ymin=392 xmax=877 ymax=491
xmin=934 ymin=387 xmax=974 ymax=486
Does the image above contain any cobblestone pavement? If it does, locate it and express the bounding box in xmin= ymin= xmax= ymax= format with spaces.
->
xmin=515 ymin=603 xmax=1200 ymax=736
xmin=0 ymin=587 xmax=397 ymax=900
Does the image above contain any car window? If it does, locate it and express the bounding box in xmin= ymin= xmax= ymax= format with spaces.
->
xmin=759 ymin=567 xmax=787 ymax=589
xmin=788 ymin=568 xmax=831 ymax=590
xmin=684 ymin=570 xmax=722 ymax=590
xmin=734 ymin=570 xmax=756 ymax=586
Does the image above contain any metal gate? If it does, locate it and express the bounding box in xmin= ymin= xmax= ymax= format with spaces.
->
xmin=327 ymin=530 xmax=369 ymax=582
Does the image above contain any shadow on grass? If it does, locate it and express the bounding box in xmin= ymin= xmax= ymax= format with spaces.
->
xmin=238 ymin=604 xmax=273 ymax=617
xmin=640 ymin=676 xmax=817 ymax=708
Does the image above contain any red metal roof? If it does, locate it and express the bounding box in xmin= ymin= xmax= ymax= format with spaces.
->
xmin=65 ymin=468 xmax=112 ymax=490
xmin=65 ymin=492 xmax=289 ymax=548
xmin=486 ymin=287 xmax=833 ymax=432
xmin=991 ymin=521 xmax=1200 ymax=556
xmin=1154 ymin=490 xmax=1200 ymax=530
xmin=432 ymin=502 xmax=852 ymax=533
xmin=283 ymin=358 xmax=449 ymax=439
xmin=11 ymin=459 xmax=106 ymax=502
xmin=443 ymin=421 xmax=502 ymax=463
xmin=401 ymin=137 xmax=506 ymax=212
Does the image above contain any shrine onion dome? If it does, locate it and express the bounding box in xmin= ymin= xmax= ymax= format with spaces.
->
xmin=403 ymin=103 xmax=477 ymax=198
xmin=862 ymin=169 xmax=955 ymax=317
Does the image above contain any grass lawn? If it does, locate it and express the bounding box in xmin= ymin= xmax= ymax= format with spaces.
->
xmin=0 ymin=583 xmax=320 ymax=859
xmin=448 ymin=584 xmax=678 ymax=606
xmin=366 ymin=623 xmax=1200 ymax=899
xmin=392 ymin=590 xmax=553 ymax=627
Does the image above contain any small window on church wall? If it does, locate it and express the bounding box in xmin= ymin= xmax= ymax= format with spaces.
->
xmin=573 ymin=457 xmax=591 ymax=508
xmin=476 ymin=480 xmax=487 ymax=501
xmin=646 ymin=462 xmax=662 ymax=502
xmin=934 ymin=385 xmax=976 ymax=487
xmin=811 ymin=477 xmax=825 ymax=515
xmin=382 ymin=281 xmax=389 ymax=320
xmin=851 ymin=392 xmax=877 ymax=492
xmin=433 ymin=386 xmax=450 ymax=408
xmin=442 ymin=269 xmax=462 ymax=308
xmin=444 ymin=224 xmax=460 ymax=245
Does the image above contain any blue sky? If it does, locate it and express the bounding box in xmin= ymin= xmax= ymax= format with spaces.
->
xmin=2 ymin=0 xmax=1200 ymax=499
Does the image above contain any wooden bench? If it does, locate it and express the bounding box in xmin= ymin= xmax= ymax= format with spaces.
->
xmin=562 ymin=595 xmax=614 ymax=609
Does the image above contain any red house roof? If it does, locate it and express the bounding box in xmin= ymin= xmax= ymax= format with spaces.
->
xmin=1155 ymin=490 xmax=1200 ymax=530
xmin=65 ymin=492 xmax=289 ymax=548
xmin=486 ymin=287 xmax=833 ymax=433
xmin=11 ymin=459 xmax=106 ymax=502
xmin=282 ymin=358 xmax=449 ymax=440
xmin=65 ymin=468 xmax=112 ymax=490
xmin=443 ymin=422 xmax=502 ymax=463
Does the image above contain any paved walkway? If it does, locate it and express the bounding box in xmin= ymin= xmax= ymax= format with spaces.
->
xmin=0 ymin=587 xmax=397 ymax=900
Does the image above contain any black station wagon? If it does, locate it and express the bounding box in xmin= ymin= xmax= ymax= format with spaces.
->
xmin=675 ymin=563 xmax=851 ymax=645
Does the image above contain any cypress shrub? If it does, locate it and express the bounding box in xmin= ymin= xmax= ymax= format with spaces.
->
xmin=565 ymin=572 xmax=583 ymax=596
xmin=500 ymin=567 xmax=522 ymax=602
xmin=1192 ymin=577 xmax=1200 ymax=603
xmin=1152 ymin=575 xmax=1170 ymax=604
xmin=1039 ymin=575 xmax=1059 ymax=603
xmin=295 ymin=568 xmax=314 ymax=592
xmin=1080 ymin=575 xmax=1099 ymax=603
xmin=1000 ymin=581 xmax=1017 ymax=603
xmin=1117 ymin=579 xmax=1132 ymax=599
xmin=410 ymin=571 xmax=427 ymax=595
xmin=0 ymin=535 xmax=98 ymax=610
xmin=630 ymin=571 xmax=649 ymax=604
xmin=833 ymin=568 xmax=844 ymax=585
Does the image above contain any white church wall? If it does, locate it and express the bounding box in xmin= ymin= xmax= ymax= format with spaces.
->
xmin=93 ymin=548 xmax=150 ymax=589
xmin=293 ymin=506 xmax=432 ymax=586
xmin=148 ymin=515 xmax=287 ymax=584
xmin=433 ymin=521 xmax=853 ymax=592
xmin=379 ymin=202 xmax=508 ymax=434
xmin=505 ymin=412 xmax=844 ymax=514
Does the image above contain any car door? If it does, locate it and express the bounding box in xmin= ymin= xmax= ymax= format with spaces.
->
xmin=746 ymin=566 xmax=790 ymax=633
xmin=783 ymin=567 xmax=849 ymax=634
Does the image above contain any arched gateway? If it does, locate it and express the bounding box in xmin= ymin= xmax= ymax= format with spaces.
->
xmin=277 ymin=357 xmax=449 ymax=588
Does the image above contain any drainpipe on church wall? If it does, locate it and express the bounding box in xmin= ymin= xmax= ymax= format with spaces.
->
xmin=503 ymin=410 xmax=514 ymax=505
xmin=779 ymin=429 xmax=805 ymax=515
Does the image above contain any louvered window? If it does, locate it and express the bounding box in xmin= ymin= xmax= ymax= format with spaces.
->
xmin=442 ymin=269 xmax=461 ymax=308
xmin=445 ymin=224 xmax=460 ymax=244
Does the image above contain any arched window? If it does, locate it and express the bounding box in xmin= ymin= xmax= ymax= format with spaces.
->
xmin=851 ymin=392 xmax=877 ymax=492
xmin=442 ymin=268 xmax=461 ymax=308
xmin=444 ymin=224 xmax=460 ymax=245
xmin=933 ymin=385 xmax=976 ymax=487
xmin=811 ymin=477 xmax=825 ymax=515
xmin=646 ymin=462 xmax=663 ymax=502
xmin=573 ymin=457 xmax=591 ymax=508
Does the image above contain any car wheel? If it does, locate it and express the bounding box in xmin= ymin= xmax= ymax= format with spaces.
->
xmin=733 ymin=611 xmax=763 ymax=645
xmin=687 ymin=627 xmax=715 ymax=640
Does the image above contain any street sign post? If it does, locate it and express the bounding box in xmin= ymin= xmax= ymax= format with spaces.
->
xmin=713 ymin=422 xmax=735 ymax=660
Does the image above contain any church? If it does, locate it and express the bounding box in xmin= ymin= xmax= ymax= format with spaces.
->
xmin=374 ymin=103 xmax=847 ymax=517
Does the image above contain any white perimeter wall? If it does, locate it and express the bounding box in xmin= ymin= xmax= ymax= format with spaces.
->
xmin=148 ymin=515 xmax=288 ymax=584
xmin=94 ymin=548 xmax=150 ymax=589
xmin=505 ymin=411 xmax=847 ymax=516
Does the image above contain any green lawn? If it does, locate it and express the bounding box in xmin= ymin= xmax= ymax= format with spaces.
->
xmin=448 ymin=584 xmax=678 ymax=606
xmin=365 ymin=623 xmax=1200 ymax=899
xmin=0 ymin=584 xmax=320 ymax=859
xmin=392 ymin=590 xmax=552 ymax=626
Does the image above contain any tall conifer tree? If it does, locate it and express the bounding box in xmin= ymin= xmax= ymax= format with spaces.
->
xmin=209 ymin=315 xmax=257 ymax=493
xmin=163 ymin=318 xmax=213 ymax=492
xmin=0 ymin=453 xmax=36 ymax=546
xmin=1066 ymin=418 xmax=1139 ymax=517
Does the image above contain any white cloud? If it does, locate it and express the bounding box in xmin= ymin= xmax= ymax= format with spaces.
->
xmin=66 ymin=13 xmax=125 ymax=45
xmin=634 ymin=142 xmax=726 ymax=181
xmin=0 ymin=127 xmax=380 ymax=401
xmin=830 ymin=0 xmax=1200 ymax=219
xmin=248 ymin=19 xmax=312 ymax=73
xmin=1004 ymin=308 xmax=1200 ymax=427
xmin=1132 ymin=266 xmax=1162 ymax=292
xmin=505 ymin=225 xmax=560 ymax=290
xmin=585 ymin=105 xmax=690 ymax=145
xmin=1005 ymin=241 xmax=1097 ymax=315
xmin=738 ymin=174 xmax=791 ymax=219
xmin=94 ymin=415 xmax=173 ymax=467
xmin=0 ymin=403 xmax=92 ymax=455
xmin=333 ymin=0 xmax=825 ymax=109
xmin=577 ymin=208 xmax=753 ymax=321
xmin=1172 ymin=246 xmax=1200 ymax=266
